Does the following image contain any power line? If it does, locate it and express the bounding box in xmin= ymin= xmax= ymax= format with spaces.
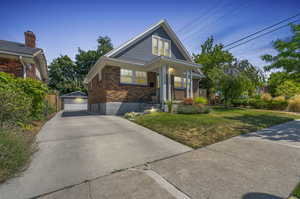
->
xmin=226 ymin=19 xmax=300 ymax=50
xmin=224 ymin=12 xmax=300 ymax=48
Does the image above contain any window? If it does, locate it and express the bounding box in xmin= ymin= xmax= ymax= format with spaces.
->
xmin=120 ymin=69 xmax=147 ymax=85
xmin=174 ymin=76 xmax=187 ymax=89
xmin=152 ymin=36 xmax=171 ymax=57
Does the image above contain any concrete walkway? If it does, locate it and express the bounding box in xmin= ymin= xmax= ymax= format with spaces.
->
xmin=0 ymin=111 xmax=191 ymax=199
xmin=37 ymin=119 xmax=300 ymax=199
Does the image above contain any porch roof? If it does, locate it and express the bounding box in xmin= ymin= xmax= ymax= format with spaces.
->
xmin=84 ymin=56 xmax=203 ymax=84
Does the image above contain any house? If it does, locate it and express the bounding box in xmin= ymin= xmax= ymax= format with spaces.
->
xmin=0 ymin=31 xmax=48 ymax=82
xmin=61 ymin=91 xmax=88 ymax=111
xmin=84 ymin=19 xmax=203 ymax=115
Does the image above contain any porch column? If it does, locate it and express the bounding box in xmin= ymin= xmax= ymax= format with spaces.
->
xmin=186 ymin=70 xmax=190 ymax=98
xmin=160 ymin=65 xmax=167 ymax=104
xmin=167 ymin=66 xmax=172 ymax=101
xmin=190 ymin=70 xmax=193 ymax=99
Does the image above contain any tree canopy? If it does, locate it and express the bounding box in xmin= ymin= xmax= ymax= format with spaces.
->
xmin=48 ymin=36 xmax=113 ymax=94
xmin=262 ymin=23 xmax=300 ymax=73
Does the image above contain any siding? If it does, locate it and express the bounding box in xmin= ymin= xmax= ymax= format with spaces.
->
xmin=112 ymin=26 xmax=187 ymax=63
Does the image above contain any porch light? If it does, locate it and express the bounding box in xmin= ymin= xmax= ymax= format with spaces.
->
xmin=74 ymin=98 xmax=84 ymax=103
xmin=168 ymin=67 xmax=175 ymax=74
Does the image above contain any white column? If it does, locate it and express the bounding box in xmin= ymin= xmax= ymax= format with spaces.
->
xmin=190 ymin=70 xmax=193 ymax=99
xmin=186 ymin=70 xmax=190 ymax=98
xmin=162 ymin=65 xmax=167 ymax=103
xmin=167 ymin=66 xmax=172 ymax=101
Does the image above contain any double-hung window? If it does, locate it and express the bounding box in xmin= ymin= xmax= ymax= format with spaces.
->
xmin=174 ymin=76 xmax=187 ymax=89
xmin=120 ymin=69 xmax=147 ymax=85
xmin=152 ymin=36 xmax=171 ymax=57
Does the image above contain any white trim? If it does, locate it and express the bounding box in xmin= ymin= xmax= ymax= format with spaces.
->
xmin=152 ymin=35 xmax=171 ymax=57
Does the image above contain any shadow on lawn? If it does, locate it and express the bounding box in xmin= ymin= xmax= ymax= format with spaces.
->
xmin=242 ymin=192 xmax=283 ymax=199
xmin=225 ymin=114 xmax=300 ymax=143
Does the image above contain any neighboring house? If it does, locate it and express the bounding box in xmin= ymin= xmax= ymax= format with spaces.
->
xmin=84 ymin=19 xmax=203 ymax=115
xmin=0 ymin=31 xmax=48 ymax=82
xmin=61 ymin=91 xmax=88 ymax=111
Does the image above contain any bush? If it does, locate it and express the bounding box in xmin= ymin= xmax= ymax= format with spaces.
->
xmin=194 ymin=97 xmax=208 ymax=105
xmin=165 ymin=100 xmax=173 ymax=113
xmin=267 ymin=100 xmax=288 ymax=110
xmin=261 ymin=93 xmax=272 ymax=101
xmin=177 ymin=104 xmax=210 ymax=114
xmin=0 ymin=72 xmax=49 ymax=123
xmin=273 ymin=96 xmax=285 ymax=102
xmin=0 ymin=85 xmax=32 ymax=128
xmin=232 ymin=98 xmax=249 ymax=107
xmin=288 ymin=95 xmax=300 ymax=112
xmin=124 ymin=112 xmax=141 ymax=120
xmin=249 ymin=98 xmax=269 ymax=109
xmin=183 ymin=98 xmax=194 ymax=105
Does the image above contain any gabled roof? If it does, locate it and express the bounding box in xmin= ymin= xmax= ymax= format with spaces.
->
xmin=105 ymin=19 xmax=193 ymax=62
xmin=60 ymin=91 xmax=87 ymax=98
xmin=0 ymin=40 xmax=42 ymax=57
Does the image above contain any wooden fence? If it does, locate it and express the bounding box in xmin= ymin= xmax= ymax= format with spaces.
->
xmin=45 ymin=94 xmax=62 ymax=112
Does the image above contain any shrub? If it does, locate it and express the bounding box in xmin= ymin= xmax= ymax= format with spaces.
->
xmin=232 ymin=98 xmax=249 ymax=107
xmin=183 ymin=98 xmax=194 ymax=105
xmin=273 ymin=96 xmax=286 ymax=102
xmin=261 ymin=93 xmax=272 ymax=101
xmin=267 ymin=100 xmax=288 ymax=110
xmin=124 ymin=112 xmax=141 ymax=120
xmin=0 ymin=85 xmax=32 ymax=128
xmin=177 ymin=104 xmax=210 ymax=114
xmin=288 ymin=95 xmax=300 ymax=112
xmin=194 ymin=97 xmax=208 ymax=105
xmin=165 ymin=100 xmax=173 ymax=113
xmin=249 ymin=98 xmax=269 ymax=109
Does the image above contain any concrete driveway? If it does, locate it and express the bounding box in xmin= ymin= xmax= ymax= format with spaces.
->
xmin=36 ymin=119 xmax=300 ymax=199
xmin=0 ymin=111 xmax=191 ymax=199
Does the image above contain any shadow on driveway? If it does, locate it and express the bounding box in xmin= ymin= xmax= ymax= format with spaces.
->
xmin=61 ymin=110 xmax=91 ymax=117
xmin=242 ymin=192 xmax=283 ymax=199
xmin=225 ymin=114 xmax=300 ymax=143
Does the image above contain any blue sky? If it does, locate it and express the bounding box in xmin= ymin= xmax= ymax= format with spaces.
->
xmin=1 ymin=0 xmax=299 ymax=69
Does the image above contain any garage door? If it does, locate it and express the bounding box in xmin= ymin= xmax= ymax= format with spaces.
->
xmin=64 ymin=98 xmax=87 ymax=111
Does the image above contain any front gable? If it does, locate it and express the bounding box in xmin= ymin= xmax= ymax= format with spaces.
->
xmin=106 ymin=20 xmax=192 ymax=63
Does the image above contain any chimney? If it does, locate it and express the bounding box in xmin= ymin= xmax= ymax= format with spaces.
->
xmin=24 ymin=31 xmax=36 ymax=48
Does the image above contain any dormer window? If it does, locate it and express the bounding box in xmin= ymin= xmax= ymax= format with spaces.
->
xmin=152 ymin=35 xmax=171 ymax=57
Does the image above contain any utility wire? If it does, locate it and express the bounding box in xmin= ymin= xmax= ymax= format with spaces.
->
xmin=224 ymin=12 xmax=300 ymax=48
xmin=226 ymin=19 xmax=300 ymax=50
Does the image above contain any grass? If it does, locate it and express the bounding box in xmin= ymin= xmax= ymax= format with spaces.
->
xmin=132 ymin=107 xmax=300 ymax=148
xmin=0 ymin=113 xmax=56 ymax=183
xmin=292 ymin=182 xmax=300 ymax=198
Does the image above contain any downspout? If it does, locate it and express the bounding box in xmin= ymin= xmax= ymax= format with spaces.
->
xmin=19 ymin=56 xmax=26 ymax=78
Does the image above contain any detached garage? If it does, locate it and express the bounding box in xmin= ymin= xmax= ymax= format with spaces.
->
xmin=61 ymin=91 xmax=88 ymax=111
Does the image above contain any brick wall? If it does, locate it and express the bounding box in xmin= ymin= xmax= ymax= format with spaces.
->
xmin=0 ymin=57 xmax=38 ymax=79
xmin=88 ymin=65 xmax=201 ymax=104
xmin=0 ymin=58 xmax=23 ymax=77
xmin=88 ymin=65 xmax=157 ymax=104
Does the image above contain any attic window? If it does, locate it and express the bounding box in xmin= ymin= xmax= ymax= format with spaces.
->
xmin=152 ymin=36 xmax=171 ymax=57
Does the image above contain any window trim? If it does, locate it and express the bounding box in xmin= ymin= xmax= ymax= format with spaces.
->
xmin=120 ymin=69 xmax=148 ymax=86
xmin=152 ymin=35 xmax=171 ymax=57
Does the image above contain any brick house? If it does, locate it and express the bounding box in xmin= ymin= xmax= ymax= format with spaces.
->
xmin=0 ymin=31 xmax=48 ymax=82
xmin=84 ymin=19 xmax=204 ymax=115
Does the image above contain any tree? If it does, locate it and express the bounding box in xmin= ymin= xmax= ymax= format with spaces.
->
xmin=267 ymin=72 xmax=289 ymax=96
xmin=193 ymin=36 xmax=234 ymax=100
xmin=275 ymin=80 xmax=300 ymax=98
xmin=75 ymin=36 xmax=113 ymax=80
xmin=48 ymin=36 xmax=113 ymax=94
xmin=234 ymin=59 xmax=265 ymax=97
xmin=262 ymin=23 xmax=300 ymax=73
xmin=48 ymin=55 xmax=83 ymax=94
xmin=208 ymin=64 xmax=252 ymax=106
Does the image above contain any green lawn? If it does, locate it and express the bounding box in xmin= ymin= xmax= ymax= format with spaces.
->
xmin=133 ymin=107 xmax=300 ymax=148
xmin=292 ymin=182 xmax=300 ymax=198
